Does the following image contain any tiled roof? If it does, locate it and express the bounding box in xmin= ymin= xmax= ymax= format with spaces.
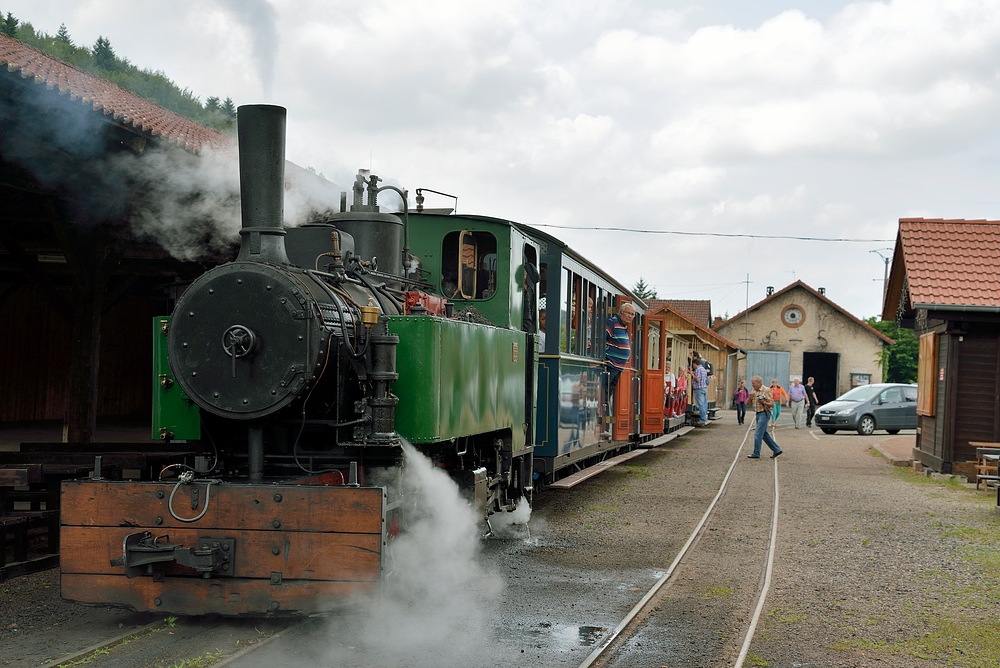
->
xmin=716 ymin=280 xmax=894 ymax=345
xmin=0 ymin=33 xmax=230 ymax=153
xmin=645 ymin=299 xmax=713 ymax=327
xmin=647 ymin=302 xmax=738 ymax=350
xmin=667 ymin=299 xmax=711 ymax=328
xmin=896 ymin=218 xmax=1000 ymax=309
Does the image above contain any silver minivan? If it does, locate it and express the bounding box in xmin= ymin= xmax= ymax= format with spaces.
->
xmin=814 ymin=383 xmax=918 ymax=435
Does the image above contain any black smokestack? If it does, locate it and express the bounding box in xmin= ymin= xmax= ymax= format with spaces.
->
xmin=236 ymin=104 xmax=289 ymax=264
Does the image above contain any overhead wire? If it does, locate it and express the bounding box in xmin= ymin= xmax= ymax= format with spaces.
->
xmin=531 ymin=224 xmax=893 ymax=243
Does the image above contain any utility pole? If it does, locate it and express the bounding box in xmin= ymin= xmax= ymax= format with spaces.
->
xmin=870 ymin=249 xmax=893 ymax=297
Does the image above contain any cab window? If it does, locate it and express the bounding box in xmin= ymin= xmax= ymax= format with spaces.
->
xmin=441 ymin=231 xmax=498 ymax=299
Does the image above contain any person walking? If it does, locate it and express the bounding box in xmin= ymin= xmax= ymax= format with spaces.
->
xmin=691 ymin=357 xmax=709 ymax=426
xmin=747 ymin=375 xmax=782 ymax=459
xmin=805 ymin=376 xmax=820 ymax=427
xmin=769 ymin=379 xmax=789 ymax=429
xmin=788 ymin=376 xmax=808 ymax=429
xmin=733 ymin=379 xmax=749 ymax=426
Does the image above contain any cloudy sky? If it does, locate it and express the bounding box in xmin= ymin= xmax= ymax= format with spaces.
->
xmin=7 ymin=0 xmax=1000 ymax=321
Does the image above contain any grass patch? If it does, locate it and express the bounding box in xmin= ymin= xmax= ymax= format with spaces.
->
xmin=745 ymin=653 xmax=769 ymax=666
xmin=700 ymin=586 xmax=734 ymax=600
xmin=57 ymin=619 xmax=174 ymax=667
xmin=163 ymin=651 xmax=226 ymax=668
xmin=768 ymin=608 xmax=807 ymax=623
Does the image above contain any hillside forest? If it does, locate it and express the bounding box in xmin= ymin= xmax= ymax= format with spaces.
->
xmin=0 ymin=11 xmax=236 ymax=132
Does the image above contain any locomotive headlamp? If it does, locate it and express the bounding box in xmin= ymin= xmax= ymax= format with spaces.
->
xmin=360 ymin=298 xmax=379 ymax=329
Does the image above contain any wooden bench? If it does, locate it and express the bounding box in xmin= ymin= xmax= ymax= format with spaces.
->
xmin=969 ymin=445 xmax=1000 ymax=494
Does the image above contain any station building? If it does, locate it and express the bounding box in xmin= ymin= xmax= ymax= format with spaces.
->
xmin=715 ymin=281 xmax=891 ymax=407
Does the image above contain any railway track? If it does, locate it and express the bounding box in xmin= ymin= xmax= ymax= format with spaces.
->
xmin=576 ymin=420 xmax=783 ymax=668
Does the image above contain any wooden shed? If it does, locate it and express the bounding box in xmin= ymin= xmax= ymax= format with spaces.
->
xmin=883 ymin=218 xmax=1000 ymax=472
xmin=646 ymin=303 xmax=738 ymax=425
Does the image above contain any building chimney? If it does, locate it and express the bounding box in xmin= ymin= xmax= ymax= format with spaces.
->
xmin=818 ymin=287 xmax=826 ymax=295
xmin=713 ymin=316 xmax=724 ymax=330
xmin=766 ymin=286 xmax=774 ymax=296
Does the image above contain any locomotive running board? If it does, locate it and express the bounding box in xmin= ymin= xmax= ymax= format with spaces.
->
xmin=548 ymin=449 xmax=648 ymax=490
xmin=60 ymin=480 xmax=387 ymax=616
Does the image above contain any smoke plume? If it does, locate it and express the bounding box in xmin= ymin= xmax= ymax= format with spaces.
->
xmin=219 ymin=0 xmax=279 ymax=100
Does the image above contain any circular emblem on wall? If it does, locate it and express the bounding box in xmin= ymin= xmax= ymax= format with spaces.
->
xmin=781 ymin=305 xmax=805 ymax=328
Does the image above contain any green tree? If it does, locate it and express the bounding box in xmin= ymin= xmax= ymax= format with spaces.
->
xmin=866 ymin=317 xmax=918 ymax=383
xmin=92 ymin=36 xmax=117 ymax=71
xmin=632 ymin=277 xmax=658 ymax=301
xmin=56 ymin=23 xmax=72 ymax=45
xmin=2 ymin=12 xmax=19 ymax=37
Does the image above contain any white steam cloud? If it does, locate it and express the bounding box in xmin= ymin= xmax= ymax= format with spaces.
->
xmin=116 ymin=146 xmax=344 ymax=262
xmin=308 ymin=442 xmax=505 ymax=667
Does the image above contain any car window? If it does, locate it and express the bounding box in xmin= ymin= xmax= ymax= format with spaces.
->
xmin=903 ymin=387 xmax=917 ymax=402
xmin=881 ymin=387 xmax=903 ymax=403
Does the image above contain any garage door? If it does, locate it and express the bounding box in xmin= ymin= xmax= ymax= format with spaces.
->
xmin=747 ymin=351 xmax=790 ymax=387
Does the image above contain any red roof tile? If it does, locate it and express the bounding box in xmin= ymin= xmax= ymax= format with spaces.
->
xmin=896 ymin=218 xmax=1000 ymax=309
xmin=0 ymin=33 xmax=230 ymax=154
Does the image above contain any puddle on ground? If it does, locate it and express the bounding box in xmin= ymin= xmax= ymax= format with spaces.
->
xmin=518 ymin=622 xmax=607 ymax=651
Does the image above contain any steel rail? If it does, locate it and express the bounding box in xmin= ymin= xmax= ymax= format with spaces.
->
xmin=735 ymin=440 xmax=781 ymax=667
xmin=575 ymin=422 xmax=756 ymax=668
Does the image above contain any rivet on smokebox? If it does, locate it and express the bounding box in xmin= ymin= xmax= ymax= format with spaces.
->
xmin=273 ymin=494 xmax=283 ymax=502
xmin=154 ymin=598 xmax=162 ymax=606
xmin=272 ymin=520 xmax=281 ymax=529
xmin=360 ymin=298 xmax=379 ymax=329
xmin=155 ymin=516 xmax=163 ymax=525
xmin=272 ymin=547 xmax=280 ymax=555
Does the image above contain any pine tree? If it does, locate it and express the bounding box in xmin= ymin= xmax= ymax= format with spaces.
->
xmin=1 ymin=12 xmax=19 ymax=37
xmin=632 ymin=277 xmax=658 ymax=301
xmin=92 ymin=36 xmax=117 ymax=71
xmin=56 ymin=23 xmax=72 ymax=45
xmin=221 ymin=97 xmax=236 ymax=118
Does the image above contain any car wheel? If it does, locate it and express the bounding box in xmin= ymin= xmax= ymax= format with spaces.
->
xmin=886 ymin=429 xmax=900 ymax=435
xmin=821 ymin=428 xmax=837 ymax=435
xmin=857 ymin=415 xmax=876 ymax=435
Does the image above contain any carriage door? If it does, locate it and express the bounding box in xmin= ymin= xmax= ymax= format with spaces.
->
xmin=612 ymin=296 xmax=636 ymax=440
xmin=641 ymin=315 xmax=665 ymax=434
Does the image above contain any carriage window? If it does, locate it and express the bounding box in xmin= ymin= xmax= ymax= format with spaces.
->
xmin=560 ymin=268 xmax=570 ymax=353
xmin=647 ymin=321 xmax=661 ymax=370
xmin=570 ymin=274 xmax=582 ymax=354
xmin=441 ymin=231 xmax=497 ymax=300
xmin=586 ymin=283 xmax=592 ymax=357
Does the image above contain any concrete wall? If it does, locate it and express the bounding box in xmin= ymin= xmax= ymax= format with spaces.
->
xmin=717 ymin=286 xmax=884 ymax=398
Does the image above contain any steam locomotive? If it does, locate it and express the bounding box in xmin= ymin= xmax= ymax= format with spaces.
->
xmin=60 ymin=105 xmax=657 ymax=616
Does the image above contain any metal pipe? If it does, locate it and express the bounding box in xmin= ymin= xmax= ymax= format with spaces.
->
xmin=248 ymin=425 xmax=264 ymax=482
xmin=236 ymin=104 xmax=290 ymax=265
xmin=376 ymin=184 xmax=411 ymax=275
